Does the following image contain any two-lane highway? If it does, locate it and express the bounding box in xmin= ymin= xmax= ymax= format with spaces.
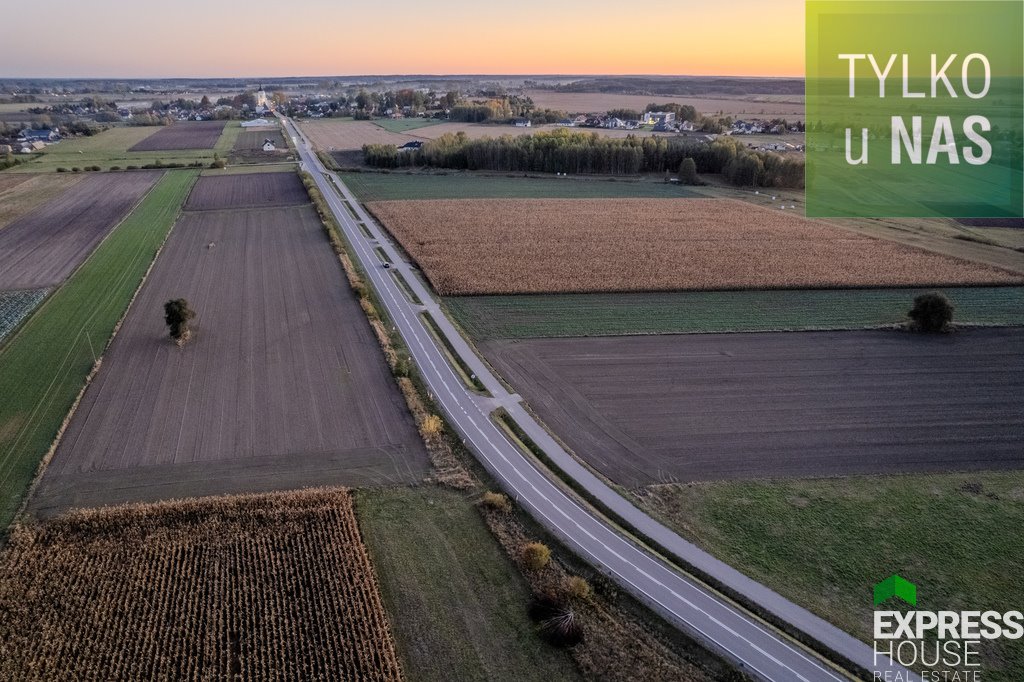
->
xmin=283 ymin=116 xmax=916 ymax=682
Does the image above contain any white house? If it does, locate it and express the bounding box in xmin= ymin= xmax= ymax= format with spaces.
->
xmin=511 ymin=118 xmax=532 ymax=127
xmin=262 ymin=138 xmax=276 ymax=152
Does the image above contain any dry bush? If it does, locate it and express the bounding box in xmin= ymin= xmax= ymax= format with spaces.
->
xmin=419 ymin=414 xmax=443 ymax=438
xmin=396 ymin=377 xmax=475 ymax=490
xmin=477 ymin=505 xmax=718 ymax=682
xmin=479 ymin=490 xmax=512 ymax=513
xmin=0 ymin=489 xmax=403 ymax=681
xmin=521 ymin=541 xmax=552 ymax=571
xmin=565 ymin=575 xmax=593 ymax=602
xmin=367 ymin=198 xmax=1023 ymax=294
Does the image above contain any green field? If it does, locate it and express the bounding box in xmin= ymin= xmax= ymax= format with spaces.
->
xmin=0 ymin=170 xmax=197 ymax=529
xmin=445 ymin=287 xmax=1024 ymax=340
xmin=638 ymin=472 xmax=1024 ymax=681
xmin=356 ymin=487 xmax=580 ymax=682
xmin=373 ymin=118 xmax=444 ymax=133
xmin=339 ymin=171 xmax=703 ymax=201
xmin=6 ymin=123 xmax=240 ymax=173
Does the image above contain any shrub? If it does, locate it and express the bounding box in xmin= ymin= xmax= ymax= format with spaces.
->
xmin=479 ymin=491 xmax=512 ymax=513
xmin=908 ymin=291 xmax=954 ymax=332
xmin=71 ymin=167 xmax=80 ymax=172
xmin=521 ymin=542 xmax=551 ymax=571
xmin=564 ymin=576 xmax=592 ymax=601
xmin=419 ymin=414 xmax=443 ymax=439
xmin=359 ymin=297 xmax=378 ymax=320
xmin=109 ymin=166 xmax=120 ymax=171
xmin=164 ymin=298 xmax=196 ymax=344
xmin=679 ymin=157 xmax=699 ymax=185
xmin=528 ymin=594 xmax=584 ymax=648
xmin=88 ymin=165 xmax=102 ymax=171
xmin=56 ymin=167 xmax=68 ymax=172
xmin=125 ymin=165 xmax=138 ymax=170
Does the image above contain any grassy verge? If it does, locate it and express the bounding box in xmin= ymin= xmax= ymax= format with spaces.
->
xmin=391 ymin=270 xmax=423 ymax=306
xmin=355 ymin=487 xmax=581 ymax=682
xmin=421 ymin=311 xmax=489 ymax=393
xmin=446 ymin=287 xmax=1024 ymax=340
xmin=0 ymin=170 xmax=197 ymax=530
xmin=637 ymin=473 xmax=1024 ymax=682
xmin=338 ymin=171 xmax=704 ymax=201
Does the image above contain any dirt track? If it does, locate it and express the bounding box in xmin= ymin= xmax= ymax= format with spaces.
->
xmin=481 ymin=330 xmax=1024 ymax=487
xmin=31 ymin=199 xmax=427 ymax=514
xmin=184 ymin=172 xmax=308 ymax=211
xmin=128 ymin=121 xmax=226 ymax=151
xmin=0 ymin=171 xmax=161 ymax=289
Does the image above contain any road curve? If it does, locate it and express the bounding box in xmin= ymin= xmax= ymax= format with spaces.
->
xmin=283 ymin=116 xmax=916 ymax=682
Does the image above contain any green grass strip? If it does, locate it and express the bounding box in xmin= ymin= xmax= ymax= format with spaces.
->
xmin=420 ymin=312 xmax=489 ymax=394
xmin=390 ymin=270 xmax=423 ymax=306
xmin=0 ymin=170 xmax=198 ymax=530
xmin=447 ymin=287 xmax=1024 ymax=340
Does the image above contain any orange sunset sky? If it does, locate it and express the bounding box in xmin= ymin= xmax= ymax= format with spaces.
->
xmin=1 ymin=0 xmax=805 ymax=78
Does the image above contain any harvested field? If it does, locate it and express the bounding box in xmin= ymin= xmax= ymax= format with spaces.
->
xmin=367 ymin=198 xmax=1024 ymax=295
xmin=128 ymin=120 xmax=226 ymax=151
xmin=0 ymin=288 xmax=48 ymax=342
xmin=184 ymin=171 xmax=308 ymax=211
xmin=409 ymin=122 xmax=683 ymax=142
xmin=480 ymin=329 xmax=1024 ymax=488
xmin=0 ymin=171 xmax=162 ymax=290
xmin=524 ymin=90 xmax=805 ymax=118
xmin=0 ymin=488 xmax=403 ymax=681
xmin=230 ymin=128 xmax=288 ymax=163
xmin=302 ymin=119 xmax=415 ymax=151
xmin=30 ymin=201 xmax=426 ymax=514
xmin=0 ymin=173 xmax=84 ymax=230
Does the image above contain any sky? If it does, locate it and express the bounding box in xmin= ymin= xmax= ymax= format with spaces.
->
xmin=0 ymin=0 xmax=805 ymax=79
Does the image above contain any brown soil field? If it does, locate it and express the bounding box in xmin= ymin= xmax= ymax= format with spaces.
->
xmin=229 ymin=128 xmax=288 ymax=163
xmin=0 ymin=173 xmax=84 ymax=231
xmin=0 ymin=488 xmax=403 ymax=681
xmin=302 ymin=119 xmax=415 ymax=151
xmin=482 ymin=329 xmax=1024 ymax=488
xmin=524 ymin=90 xmax=805 ymax=118
xmin=367 ymin=198 xmax=1024 ymax=295
xmin=128 ymin=120 xmax=226 ymax=151
xmin=30 ymin=200 xmax=426 ymax=514
xmin=184 ymin=171 xmax=308 ymax=211
xmin=0 ymin=171 xmax=161 ymax=290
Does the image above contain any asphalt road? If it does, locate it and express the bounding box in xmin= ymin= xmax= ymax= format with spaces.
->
xmin=284 ymin=116 xmax=917 ymax=682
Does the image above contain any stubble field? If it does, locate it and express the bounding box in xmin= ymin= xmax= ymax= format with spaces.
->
xmin=0 ymin=488 xmax=403 ymax=681
xmin=128 ymin=120 xmax=227 ymax=151
xmin=481 ymin=329 xmax=1024 ymax=488
xmin=0 ymin=173 xmax=84 ymax=230
xmin=367 ymin=198 xmax=1024 ymax=295
xmin=0 ymin=171 xmax=162 ymax=289
xmin=302 ymin=119 xmax=414 ymax=151
xmin=30 ymin=173 xmax=427 ymax=514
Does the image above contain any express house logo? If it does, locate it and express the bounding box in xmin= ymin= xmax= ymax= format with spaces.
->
xmin=872 ymin=574 xmax=1023 ymax=681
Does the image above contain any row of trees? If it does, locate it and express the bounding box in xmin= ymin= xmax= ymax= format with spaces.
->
xmin=363 ymin=130 xmax=804 ymax=188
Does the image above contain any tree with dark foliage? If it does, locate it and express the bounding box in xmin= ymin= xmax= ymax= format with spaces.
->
xmin=908 ymin=292 xmax=954 ymax=332
xmin=164 ymin=298 xmax=196 ymax=344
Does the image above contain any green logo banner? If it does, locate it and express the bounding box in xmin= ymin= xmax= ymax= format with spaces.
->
xmin=874 ymin=575 xmax=918 ymax=607
xmin=806 ymin=1 xmax=1024 ymax=217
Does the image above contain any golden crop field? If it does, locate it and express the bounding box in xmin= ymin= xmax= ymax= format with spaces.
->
xmin=367 ymin=198 xmax=1024 ymax=295
xmin=0 ymin=489 xmax=403 ymax=682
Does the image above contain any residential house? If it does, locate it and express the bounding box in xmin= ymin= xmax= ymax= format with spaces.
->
xmin=642 ymin=111 xmax=676 ymax=126
xmin=397 ymin=141 xmax=423 ymax=152
xmin=19 ymin=128 xmax=59 ymax=143
xmin=511 ymin=118 xmax=532 ymax=127
xmin=262 ymin=138 xmax=277 ymax=152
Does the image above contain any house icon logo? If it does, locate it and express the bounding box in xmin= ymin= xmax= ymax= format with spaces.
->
xmin=873 ymin=575 xmax=917 ymax=607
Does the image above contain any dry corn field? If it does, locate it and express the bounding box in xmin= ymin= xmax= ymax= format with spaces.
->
xmin=366 ymin=198 xmax=1024 ymax=294
xmin=0 ymin=489 xmax=403 ymax=682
